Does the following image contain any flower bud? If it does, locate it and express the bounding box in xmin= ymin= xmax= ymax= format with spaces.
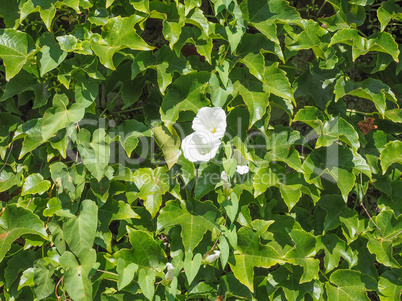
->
xmin=165 ymin=263 xmax=174 ymax=282
xmin=205 ymin=250 xmax=221 ymax=263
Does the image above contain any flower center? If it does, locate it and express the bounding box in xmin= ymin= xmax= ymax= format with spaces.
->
xmin=211 ymin=127 xmax=216 ymax=133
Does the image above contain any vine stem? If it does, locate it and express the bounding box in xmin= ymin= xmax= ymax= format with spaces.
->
xmin=115 ymin=106 xmax=144 ymax=114
xmin=202 ymin=220 xmax=226 ymax=260
xmin=279 ymin=64 xmax=305 ymax=72
xmin=0 ymin=117 xmax=21 ymax=174
xmin=97 ymin=269 xmax=118 ymax=277
xmin=359 ymin=173 xmax=384 ymax=238
xmin=346 ymin=109 xmax=367 ymax=115
xmin=316 ymin=0 xmax=327 ymax=18
xmin=55 ymin=275 xmax=64 ymax=300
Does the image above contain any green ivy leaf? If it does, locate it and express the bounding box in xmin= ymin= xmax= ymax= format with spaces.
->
xmin=63 ymin=199 xmax=98 ymax=258
xmin=115 ymin=119 xmax=152 ymax=157
xmin=266 ymin=266 xmax=322 ymax=301
xmin=0 ymin=29 xmax=35 ymax=80
xmin=334 ymin=76 xmax=397 ymax=117
xmin=0 ymin=70 xmax=51 ymax=108
xmin=285 ymin=229 xmax=319 ymax=283
xmin=117 ymin=259 xmax=138 ymax=290
xmin=131 ymin=45 xmax=192 ymax=94
xmin=111 ymin=227 xmax=167 ymax=272
xmin=13 ymin=119 xmax=44 ymax=159
xmin=42 ymin=94 xmax=86 ymax=141
xmin=77 ymin=128 xmax=111 ymax=182
xmin=18 ymin=268 xmax=35 ymax=290
xmin=303 ymin=144 xmax=359 ymax=201
xmin=160 ymin=71 xmax=210 ymax=126
xmin=316 ymin=117 xmax=360 ymax=152
xmin=0 ymin=0 xmax=19 ymax=27
xmin=385 ymin=109 xmax=402 ymax=123
xmin=57 ymin=34 xmax=92 ymax=55
xmin=240 ymin=0 xmax=301 ymax=44
xmin=264 ymin=63 xmax=295 ymax=105
xmin=0 ymin=169 xmax=23 ymax=193
xmin=293 ymin=106 xmax=324 ymax=131
xmin=5 ymin=250 xmax=38 ymax=289
xmin=209 ymin=73 xmax=233 ymax=108
xmin=98 ymin=198 xmax=139 ymax=251
xmin=286 ymin=20 xmax=333 ymax=63
xmin=225 ymin=1 xmax=245 ymax=53
xmin=21 ymin=173 xmax=51 ymax=196
xmin=380 ymin=140 xmax=402 ymax=174
xmin=38 ymin=32 xmax=67 ymax=77
xmin=367 ymin=238 xmax=401 ymax=268
xmin=152 ymin=124 xmax=181 ymax=169
xmin=320 ymin=1 xmax=366 ymax=31
xmin=253 ymin=165 xmax=283 ymax=198
xmin=264 ymin=125 xmax=303 ymax=173
xmin=194 ymin=163 xmax=220 ymax=199
xmin=138 ymin=268 xmax=156 ymax=300
xmin=59 ymin=250 xmax=95 ymax=301
xmin=0 ymin=204 xmax=47 ymax=262
xmin=33 ymin=259 xmax=55 ymax=300
xmin=184 ymin=252 xmax=202 ymax=284
xmin=378 ymin=269 xmax=402 ymax=301
xmin=20 ymin=0 xmax=57 ymax=31
xmin=133 ymin=167 xmax=170 ymax=218
xmin=367 ymin=210 xmax=402 ymax=268
xmin=57 ymin=56 xmax=104 ymax=89
xmin=157 ymin=199 xmax=220 ymax=253
xmin=317 ymin=234 xmax=355 ymax=272
xmin=294 ymin=63 xmax=340 ymax=110
xmin=231 ymin=67 xmax=269 ymax=128
xmin=91 ymin=15 xmax=154 ymax=69
xmin=149 ymin=1 xmax=185 ymax=48
xmin=172 ymin=26 xmax=213 ymax=63
xmin=329 ymin=29 xmax=399 ymax=62
xmin=236 ymin=32 xmax=284 ymax=63
xmin=228 ymin=226 xmax=284 ymax=293
xmin=377 ymin=0 xmax=402 ymax=31
xmin=326 ymin=269 xmax=377 ymax=301
xmin=317 ymin=195 xmax=357 ymax=233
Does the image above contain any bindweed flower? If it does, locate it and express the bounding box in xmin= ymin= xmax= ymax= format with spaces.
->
xmin=192 ymin=107 xmax=227 ymax=139
xmin=233 ymin=149 xmax=249 ymax=174
xmin=205 ymin=250 xmax=221 ymax=263
xmin=182 ymin=131 xmax=221 ymax=162
xmin=221 ymin=171 xmax=231 ymax=192
xmin=165 ymin=263 xmax=174 ymax=283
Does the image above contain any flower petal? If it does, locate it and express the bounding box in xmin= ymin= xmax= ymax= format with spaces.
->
xmin=192 ymin=107 xmax=227 ymax=139
xmin=182 ymin=131 xmax=221 ymax=162
xmin=236 ymin=165 xmax=249 ymax=175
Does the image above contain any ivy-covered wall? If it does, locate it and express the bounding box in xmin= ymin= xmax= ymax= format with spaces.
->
xmin=0 ymin=0 xmax=402 ymax=300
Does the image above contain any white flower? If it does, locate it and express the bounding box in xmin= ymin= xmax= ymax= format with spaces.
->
xmin=205 ymin=250 xmax=221 ymax=263
xmin=233 ymin=149 xmax=249 ymax=174
xmin=221 ymin=171 xmax=230 ymax=192
xmin=192 ymin=107 xmax=227 ymax=139
xmin=182 ymin=131 xmax=221 ymax=162
xmin=165 ymin=263 xmax=174 ymax=282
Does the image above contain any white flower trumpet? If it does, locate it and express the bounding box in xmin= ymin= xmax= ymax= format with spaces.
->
xmin=182 ymin=130 xmax=221 ymax=162
xmin=182 ymin=106 xmax=227 ymax=162
xmin=192 ymin=107 xmax=227 ymax=139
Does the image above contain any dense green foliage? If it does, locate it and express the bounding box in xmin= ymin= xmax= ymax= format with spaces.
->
xmin=0 ymin=0 xmax=402 ymax=300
